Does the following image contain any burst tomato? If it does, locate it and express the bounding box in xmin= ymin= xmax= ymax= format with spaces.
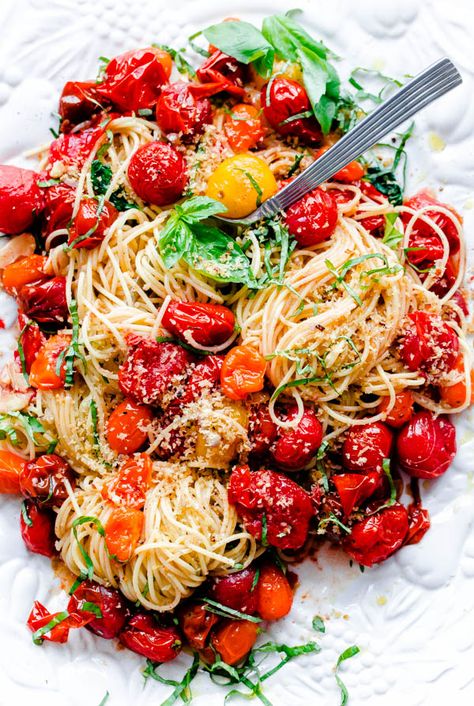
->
xmin=439 ymin=355 xmax=474 ymax=408
xmin=20 ymin=499 xmax=56 ymax=557
xmin=29 ymin=334 xmax=70 ymax=390
xmin=67 ymin=579 xmax=130 ymax=639
xmin=342 ymin=422 xmax=393 ymax=472
xmin=285 ymin=188 xmax=338 ymax=247
xmin=210 ymin=567 xmax=259 ymax=615
xmin=402 ymin=190 xmax=461 ymax=255
xmin=211 ymin=619 xmax=258 ymax=665
xmin=27 ymin=601 xmax=71 ymax=644
xmin=332 ymin=471 xmax=383 ymax=518
xmin=0 ymin=449 xmax=26 ymax=494
xmin=270 ymin=405 xmax=323 ymax=471
xmin=256 ymin=563 xmax=293 ymax=621
xmin=178 ymin=354 xmax=224 ymax=407
xmin=103 ymin=453 xmax=152 ymax=509
xmin=41 ymin=182 xmax=76 ymax=237
xmin=18 ymin=276 xmax=68 ymax=324
xmin=48 ymin=125 xmax=105 ymax=171
xmin=0 ymin=165 xmax=44 ymax=234
xmin=248 ymin=404 xmax=278 ymax=456
xmin=19 ymin=453 xmax=75 ymax=506
xmin=405 ymin=503 xmax=430 ymax=545
xmin=224 ymin=103 xmax=265 ymax=152
xmin=17 ymin=316 xmax=46 ymax=374
xmin=120 ymin=614 xmax=182 ymax=662
xmin=105 ymin=506 xmax=143 ymax=562
xmin=156 ymin=82 xmax=212 ymax=137
xmin=377 ymin=391 xmax=414 ymax=428
xmin=106 ymin=400 xmax=153 ymax=454
xmin=342 ymin=503 xmax=409 ymax=567
xmin=220 ymin=345 xmax=266 ymax=401
xmin=398 ymin=311 xmax=459 ymax=378
xmin=261 ymin=77 xmax=322 ymax=145
xmin=162 ymin=300 xmax=235 ymax=347
xmin=68 ymin=198 xmax=118 ymax=250
xmin=1 ymin=255 xmax=49 ymax=294
xmin=396 ymin=411 xmax=456 ymax=479
xmin=178 ymin=602 xmax=218 ymax=650
xmin=195 ymin=50 xmax=246 ymax=97
xmin=59 ymin=81 xmax=103 ymax=132
xmin=127 ymin=141 xmax=187 ymax=206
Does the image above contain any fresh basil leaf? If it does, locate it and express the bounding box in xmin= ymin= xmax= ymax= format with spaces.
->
xmin=159 ymin=218 xmax=191 ymax=269
xmin=297 ymin=46 xmax=328 ymax=109
xmin=382 ymin=212 xmax=404 ymax=249
xmin=312 ymin=615 xmax=325 ymax=633
xmin=364 ymin=169 xmax=403 ymax=206
xmin=91 ymin=160 xmax=136 ymax=212
xmin=177 ymin=195 xmax=227 ymax=220
xmin=262 ymin=13 xmax=328 ymax=62
xmin=203 ymin=20 xmax=275 ymax=77
xmin=97 ymin=692 xmax=110 ymax=706
xmin=335 ymin=645 xmax=360 ymax=706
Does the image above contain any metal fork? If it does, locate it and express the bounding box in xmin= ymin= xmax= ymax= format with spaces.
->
xmin=213 ymin=57 xmax=462 ymax=229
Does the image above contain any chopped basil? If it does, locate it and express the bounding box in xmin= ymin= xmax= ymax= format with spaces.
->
xmin=364 ymin=122 xmax=414 ymax=205
xmin=69 ymin=515 xmax=106 ymax=590
xmin=382 ymin=212 xmax=404 ymax=249
xmin=374 ymin=458 xmax=397 ymax=512
xmin=237 ymin=169 xmax=263 ymax=208
xmin=188 ymin=29 xmax=211 ymax=58
xmin=32 ymin=610 xmax=70 ymax=645
xmin=0 ymin=411 xmax=55 ymax=450
xmin=312 ymin=615 xmax=325 ymax=633
xmin=318 ymin=512 xmax=351 ymax=535
xmin=203 ymin=597 xmax=263 ymax=624
xmin=56 ymin=299 xmax=87 ymax=388
xmin=97 ymin=692 xmax=110 ymax=706
xmin=250 ymin=568 xmax=260 ymax=592
xmin=21 ymin=500 xmax=33 ymax=527
xmin=144 ymin=652 xmax=200 ymax=705
xmin=37 ymin=178 xmax=60 ymax=188
xmin=287 ymin=152 xmax=305 ymax=177
xmin=82 ymin=601 xmax=103 ymax=618
xmin=91 ymin=160 xmax=137 ymax=211
xmin=90 ymin=399 xmax=100 ymax=451
xmin=261 ymin=512 xmax=268 ymax=546
xmin=334 ymin=645 xmax=360 ymax=706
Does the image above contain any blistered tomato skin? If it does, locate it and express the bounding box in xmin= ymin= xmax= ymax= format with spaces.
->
xmin=248 ymin=404 xmax=278 ymax=456
xmin=398 ymin=311 xmax=459 ymax=378
xmin=120 ymin=614 xmax=182 ymax=662
xmin=270 ymin=406 xmax=323 ymax=471
xmin=128 ymin=142 xmax=187 ymax=206
xmin=156 ymin=82 xmax=212 ymax=137
xmin=342 ymin=503 xmax=409 ymax=567
xmin=285 ymin=188 xmax=338 ymax=247
xmin=17 ymin=316 xmax=46 ymax=374
xmin=178 ymin=355 xmax=224 ymax=407
xmin=20 ymin=500 xmax=56 ymax=557
xmin=19 ymin=454 xmax=76 ymax=507
xmin=342 ymin=422 xmax=393 ymax=473
xmin=195 ymin=50 xmax=246 ymax=97
xmin=397 ymin=411 xmax=456 ymax=479
xmin=220 ymin=345 xmax=266 ymax=401
xmin=48 ymin=125 xmax=105 ymax=171
xmin=178 ymin=602 xmax=218 ymax=650
xmin=118 ymin=339 xmax=193 ymax=406
xmin=224 ymin=103 xmax=265 ymax=152
xmin=377 ymin=391 xmax=414 ymax=429
xmin=59 ymin=81 xmax=103 ymax=131
xmin=68 ymin=198 xmax=118 ymax=250
xmin=106 ymin=400 xmax=153 ymax=455
xmin=1 ymin=255 xmax=49 ymax=295
xmin=402 ymin=190 xmax=461 ymax=255
xmin=67 ymin=580 xmax=130 ymax=639
xmin=162 ymin=301 xmax=235 ymax=347
xmin=210 ymin=567 xmax=259 ymax=615
xmin=41 ymin=182 xmax=76 ymax=238
xmin=256 ymin=563 xmax=293 ymax=621
xmin=332 ymin=471 xmax=383 ymax=518
xmin=0 ymin=165 xmax=45 ymax=234
xmin=28 ymin=334 xmax=70 ymax=390
xmin=261 ymin=78 xmax=322 ymax=145
xmin=18 ymin=276 xmax=69 ymax=324
xmin=211 ymin=619 xmax=258 ymax=666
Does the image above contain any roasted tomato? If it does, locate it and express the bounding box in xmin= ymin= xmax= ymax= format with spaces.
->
xmin=398 ymin=311 xmax=458 ymax=378
xmin=18 ymin=276 xmax=68 ymax=324
xmin=358 ymin=214 xmax=386 ymax=237
xmin=430 ymin=258 xmax=457 ymax=298
xmin=210 ymin=567 xmax=259 ymax=615
xmin=68 ymin=198 xmax=118 ymax=250
xmin=27 ymin=601 xmax=71 ymax=644
xmin=332 ymin=471 xmax=383 ymax=518
xmin=220 ymin=345 xmax=266 ymax=401
xmin=20 ymin=499 xmax=56 ymax=557
xmin=405 ymin=231 xmax=444 ymax=268
xmin=195 ymin=50 xmax=246 ymax=97
xmin=402 ymin=190 xmax=461 ymax=255
xmin=376 ymin=391 xmax=414 ymax=428
xmin=162 ymin=300 xmax=235 ymax=347
xmin=59 ymin=81 xmax=103 ymax=132
xmin=224 ymin=103 xmax=265 ymax=152
xmin=105 ymin=506 xmax=144 ymax=562
xmin=17 ymin=316 xmax=46 ymax=374
xmin=67 ymin=579 xmax=130 ymax=639
xmin=48 ymin=125 xmax=105 ymax=171
xmin=1 ymin=255 xmax=49 ymax=295
xmin=156 ymin=82 xmax=212 ymax=137
xmin=315 ymin=147 xmax=365 ymax=183
xmin=228 ymin=465 xmax=314 ymax=550
xmin=0 ymin=165 xmax=44 ymax=234
xmin=396 ymin=411 xmax=456 ymax=479
xmin=248 ymin=404 xmax=278 ymax=456
xmin=405 ymin=503 xmax=430 ymax=545
xmin=211 ymin=619 xmax=258 ymax=665
xmin=127 ymin=141 xmax=187 ymax=206
xmin=342 ymin=422 xmax=393 ymax=472
xmin=96 ymin=48 xmax=171 ymax=112
xmin=178 ymin=602 xmax=218 ymax=650
xmin=256 ymin=563 xmax=293 ymax=621
xmin=29 ymin=334 xmax=70 ymax=390
xmin=41 ymin=182 xmax=76 ymax=237
xmin=270 ymin=405 xmax=323 ymax=471
xmin=440 ymin=355 xmax=474 ymax=408
xmin=106 ymin=399 xmax=153 ymax=454
xmin=178 ymin=354 xmax=224 ymax=407
xmin=261 ymin=77 xmax=322 ymax=145
xmin=118 ymin=339 xmax=192 ymax=406
xmin=19 ymin=453 xmax=75 ymax=506
xmin=285 ymin=188 xmax=338 ymax=247
xmin=103 ymin=453 xmax=152 ymax=509
xmin=120 ymin=614 xmax=182 ymax=662
xmin=342 ymin=503 xmax=409 ymax=567
xmin=0 ymin=449 xmax=26 ymax=494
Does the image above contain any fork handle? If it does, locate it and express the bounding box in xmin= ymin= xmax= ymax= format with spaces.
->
xmin=260 ymin=57 xmax=462 ymax=218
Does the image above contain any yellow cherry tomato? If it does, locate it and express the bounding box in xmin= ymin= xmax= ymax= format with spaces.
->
xmin=206 ymin=154 xmax=278 ymax=218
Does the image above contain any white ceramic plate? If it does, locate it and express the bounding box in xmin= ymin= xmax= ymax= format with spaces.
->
xmin=0 ymin=1 xmax=473 ymax=705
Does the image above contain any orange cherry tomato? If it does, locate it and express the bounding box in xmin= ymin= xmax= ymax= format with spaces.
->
xmin=152 ymin=47 xmax=173 ymax=79
xmin=0 ymin=449 xmax=26 ymax=494
xmin=440 ymin=355 xmax=474 ymax=408
xmin=105 ymin=506 xmax=143 ymax=562
xmin=29 ymin=334 xmax=71 ymax=390
xmin=106 ymin=399 xmax=153 ymax=454
xmin=103 ymin=453 xmax=152 ymax=509
xmin=220 ymin=345 xmax=266 ymax=401
xmin=224 ymin=104 xmax=265 ymax=152
xmin=377 ymin=391 xmax=415 ymax=428
xmin=256 ymin=563 xmax=293 ymax=620
xmin=316 ymin=146 xmax=365 ymax=183
xmin=211 ymin=619 xmax=258 ymax=665
xmin=1 ymin=254 xmax=49 ymax=294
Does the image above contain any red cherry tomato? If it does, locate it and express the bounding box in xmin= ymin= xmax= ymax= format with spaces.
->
xmin=332 ymin=471 xmax=383 ymax=518
xmin=106 ymin=399 xmax=153 ymax=454
xmin=20 ymin=499 xmax=56 ymax=557
xmin=224 ymin=103 xmax=265 ymax=152
xmin=211 ymin=619 xmax=258 ymax=665
xmin=119 ymin=339 xmax=193 ymax=406
xmin=270 ymin=405 xmax=323 ymax=471
xmin=127 ymin=141 xmax=187 ymax=206
xmin=220 ymin=345 xmax=266 ymax=401
xmin=0 ymin=165 xmax=44 ymax=234
xmin=68 ymin=198 xmax=118 ymax=250
xmin=342 ymin=503 xmax=409 ymax=567
xmin=248 ymin=404 xmax=278 ymax=456
xmin=178 ymin=354 xmax=224 ymax=407
xmin=96 ymin=48 xmax=170 ymax=112
xmin=430 ymin=258 xmax=457 ymax=298
xmin=17 ymin=315 xmax=46 ymax=374
xmin=41 ymin=182 xmax=76 ymax=237
xmin=261 ymin=78 xmax=322 ymax=145
xmin=398 ymin=311 xmax=459 ymax=377
xmin=0 ymin=449 xmax=26 ymax=494
xmin=376 ymin=391 xmax=414 ymax=429
xmin=2 ymin=255 xmax=49 ymax=295
xmin=228 ymin=465 xmax=314 ymax=550
xmin=342 ymin=422 xmax=393 ymax=472
xmin=406 ymin=231 xmax=444 ymax=268
xmin=178 ymin=602 xmax=218 ymax=650
xmin=210 ymin=567 xmax=259 ymax=615
xmin=402 ymin=190 xmax=461 ymax=255
xmin=48 ymin=125 xmax=105 ymax=171
xmin=195 ymin=50 xmax=246 ymax=97
xmin=396 ymin=411 xmax=456 ymax=479
xmin=405 ymin=503 xmax=430 ymax=545
xmin=103 ymin=453 xmax=152 ymax=509
xmin=256 ymin=563 xmax=293 ymax=621
xmin=162 ymin=300 xmax=235 ymax=347
xmin=18 ymin=276 xmax=68 ymax=325
xmin=27 ymin=601 xmax=71 ymax=644
xmin=156 ymin=82 xmax=212 ymax=137
xmin=120 ymin=613 xmax=182 ymax=662
xmin=358 ymin=214 xmax=386 ymax=237
xmin=59 ymin=81 xmax=103 ymax=132
xmin=29 ymin=334 xmax=70 ymax=390
xmin=67 ymin=579 xmax=130 ymax=639
xmin=285 ymin=188 xmax=338 ymax=247
xmin=19 ymin=454 xmax=75 ymax=506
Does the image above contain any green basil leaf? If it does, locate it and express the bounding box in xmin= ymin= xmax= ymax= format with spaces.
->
xmin=262 ymin=13 xmax=328 ymax=62
xmin=203 ymin=20 xmax=275 ymax=77
xmin=178 ymin=195 xmax=227 ymax=220
xmin=312 ymin=615 xmax=325 ymax=633
xmin=159 ymin=218 xmax=191 ymax=269
xmin=297 ymin=46 xmax=328 ymax=109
